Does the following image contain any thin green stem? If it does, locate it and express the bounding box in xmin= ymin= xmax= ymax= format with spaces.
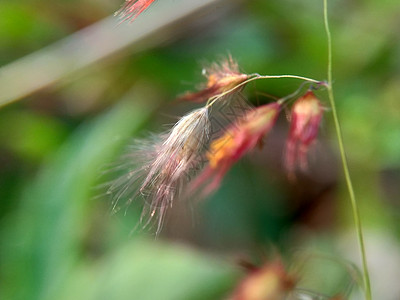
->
xmin=323 ymin=1 xmax=372 ymax=299
xmin=205 ymin=74 xmax=320 ymax=108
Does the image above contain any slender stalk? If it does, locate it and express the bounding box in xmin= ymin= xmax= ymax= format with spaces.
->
xmin=206 ymin=74 xmax=321 ymax=107
xmin=323 ymin=1 xmax=372 ymax=299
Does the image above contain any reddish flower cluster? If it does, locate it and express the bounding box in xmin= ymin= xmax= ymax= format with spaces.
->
xmin=106 ymin=54 xmax=325 ymax=234
xmin=285 ymin=91 xmax=323 ymax=176
xmin=117 ymin=0 xmax=156 ymax=22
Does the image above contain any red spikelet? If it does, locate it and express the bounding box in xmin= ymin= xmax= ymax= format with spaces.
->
xmin=117 ymin=0 xmax=156 ymax=22
xmin=191 ymin=102 xmax=280 ymax=196
xmin=285 ymin=91 xmax=323 ymax=176
xmin=179 ymin=56 xmax=249 ymax=103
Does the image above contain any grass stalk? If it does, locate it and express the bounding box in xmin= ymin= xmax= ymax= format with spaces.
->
xmin=323 ymin=1 xmax=372 ymax=299
xmin=206 ymin=74 xmax=321 ymax=107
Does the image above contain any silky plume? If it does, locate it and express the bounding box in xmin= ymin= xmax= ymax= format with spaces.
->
xmin=107 ymin=107 xmax=210 ymax=234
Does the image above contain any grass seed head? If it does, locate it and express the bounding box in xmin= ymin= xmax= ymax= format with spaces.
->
xmin=179 ymin=56 xmax=249 ymax=103
xmin=190 ymin=102 xmax=280 ymax=196
xmin=108 ymin=107 xmax=210 ymax=234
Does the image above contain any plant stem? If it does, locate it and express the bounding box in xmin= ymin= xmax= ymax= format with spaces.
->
xmin=323 ymin=1 xmax=372 ymax=299
xmin=206 ymin=74 xmax=321 ymax=107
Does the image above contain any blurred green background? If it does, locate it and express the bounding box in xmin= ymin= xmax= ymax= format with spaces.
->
xmin=1 ymin=0 xmax=400 ymax=299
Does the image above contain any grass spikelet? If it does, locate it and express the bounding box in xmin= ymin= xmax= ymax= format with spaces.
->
xmin=178 ymin=55 xmax=249 ymax=103
xmin=190 ymin=102 xmax=281 ymax=197
xmin=107 ymin=107 xmax=210 ymax=235
xmin=116 ymin=0 xmax=156 ymax=23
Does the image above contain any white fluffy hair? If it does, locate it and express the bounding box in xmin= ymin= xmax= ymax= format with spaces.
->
xmin=106 ymin=107 xmax=210 ymax=235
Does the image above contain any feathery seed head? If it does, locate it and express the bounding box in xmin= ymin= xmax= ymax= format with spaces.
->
xmin=179 ymin=56 xmax=249 ymax=103
xmin=164 ymin=107 xmax=209 ymax=161
xmin=140 ymin=107 xmax=210 ymax=232
xmin=109 ymin=107 xmax=210 ymax=234
xmin=205 ymin=56 xmax=249 ymax=90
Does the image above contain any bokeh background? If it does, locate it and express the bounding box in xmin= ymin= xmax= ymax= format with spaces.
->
xmin=1 ymin=0 xmax=400 ymax=299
